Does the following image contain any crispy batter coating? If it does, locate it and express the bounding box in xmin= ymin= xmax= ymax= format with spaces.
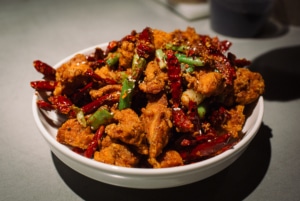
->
xmin=234 ymin=68 xmax=265 ymax=105
xmin=184 ymin=71 xmax=224 ymax=97
xmin=54 ymin=54 xmax=91 ymax=96
xmin=171 ymin=27 xmax=201 ymax=45
xmin=157 ymin=150 xmax=183 ymax=168
xmin=94 ymin=143 xmax=139 ymax=167
xmin=94 ymin=66 xmax=119 ymax=83
xmin=152 ymin=29 xmax=172 ymax=49
xmin=139 ymin=61 xmax=168 ymax=94
xmin=118 ymin=40 xmax=135 ymax=69
xmin=221 ymin=105 xmax=245 ymax=138
xmin=141 ymin=94 xmax=173 ymax=165
xmin=89 ymin=84 xmax=122 ymax=99
xmin=105 ymin=108 xmax=148 ymax=155
xmin=57 ymin=118 xmax=94 ymax=149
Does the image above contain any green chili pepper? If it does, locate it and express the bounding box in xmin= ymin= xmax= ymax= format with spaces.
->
xmin=106 ymin=52 xmax=120 ymax=67
xmin=118 ymin=78 xmax=135 ymax=110
xmin=175 ymin=53 xmax=204 ymax=67
xmin=87 ymin=108 xmax=113 ymax=130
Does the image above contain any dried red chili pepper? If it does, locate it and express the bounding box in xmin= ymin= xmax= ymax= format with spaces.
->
xmin=71 ymin=82 xmax=93 ymax=106
xmin=81 ymin=93 xmax=118 ymax=115
xmin=187 ymin=101 xmax=201 ymax=132
xmin=179 ymin=133 xmax=215 ymax=147
xmin=105 ymin=40 xmax=119 ymax=54
xmin=84 ymin=125 xmax=105 ymax=158
xmin=209 ymin=106 xmax=230 ymax=127
xmin=30 ymin=80 xmax=57 ymax=91
xmin=72 ymin=147 xmax=84 ymax=154
xmin=33 ymin=60 xmax=56 ymax=80
xmin=172 ymin=109 xmax=194 ymax=132
xmin=36 ymin=100 xmax=54 ymax=111
xmin=219 ymin=40 xmax=232 ymax=53
xmin=191 ymin=133 xmax=232 ymax=157
xmin=136 ymin=27 xmax=155 ymax=59
xmin=227 ymin=52 xmax=251 ymax=67
xmin=48 ymin=95 xmax=73 ymax=115
xmin=166 ymin=50 xmax=182 ymax=106
xmin=180 ymin=133 xmax=232 ymax=163
xmin=166 ymin=50 xmax=194 ymax=132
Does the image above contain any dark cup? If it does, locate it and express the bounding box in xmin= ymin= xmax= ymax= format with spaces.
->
xmin=210 ymin=0 xmax=274 ymax=38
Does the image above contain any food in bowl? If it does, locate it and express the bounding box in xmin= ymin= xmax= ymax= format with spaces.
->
xmin=30 ymin=27 xmax=264 ymax=169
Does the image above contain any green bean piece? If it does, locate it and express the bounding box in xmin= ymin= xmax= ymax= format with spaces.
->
xmin=165 ymin=43 xmax=188 ymax=52
xmin=118 ymin=78 xmax=135 ymax=110
xmin=106 ymin=52 xmax=120 ymax=67
xmin=175 ymin=53 xmax=204 ymax=67
xmin=155 ymin=49 xmax=167 ymax=69
xmin=87 ymin=109 xmax=113 ymax=130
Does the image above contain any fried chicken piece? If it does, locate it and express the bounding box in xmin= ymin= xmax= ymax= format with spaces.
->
xmin=94 ymin=66 xmax=119 ymax=83
xmin=54 ymin=54 xmax=91 ymax=96
xmin=139 ymin=61 xmax=168 ymax=94
xmin=221 ymin=105 xmax=245 ymax=138
xmin=56 ymin=118 xmax=94 ymax=149
xmin=118 ymin=40 xmax=135 ymax=69
xmin=105 ymin=108 xmax=148 ymax=155
xmin=234 ymin=68 xmax=265 ymax=105
xmin=152 ymin=29 xmax=172 ymax=49
xmin=94 ymin=143 xmax=139 ymax=167
xmin=156 ymin=150 xmax=183 ymax=168
xmin=89 ymin=84 xmax=122 ymax=99
xmin=184 ymin=71 xmax=224 ymax=97
xmin=171 ymin=27 xmax=200 ymax=45
xmin=140 ymin=94 xmax=173 ymax=166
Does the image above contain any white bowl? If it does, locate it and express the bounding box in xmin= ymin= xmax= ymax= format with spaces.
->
xmin=32 ymin=43 xmax=264 ymax=189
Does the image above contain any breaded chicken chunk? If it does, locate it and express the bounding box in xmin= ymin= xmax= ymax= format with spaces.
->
xmin=221 ymin=105 xmax=245 ymax=138
xmin=57 ymin=118 xmax=94 ymax=149
xmin=118 ymin=40 xmax=135 ymax=69
xmin=184 ymin=71 xmax=224 ymax=97
xmin=94 ymin=143 xmax=139 ymax=167
xmin=89 ymin=84 xmax=122 ymax=100
xmin=234 ymin=68 xmax=265 ymax=105
xmin=105 ymin=108 xmax=148 ymax=155
xmin=139 ymin=61 xmax=168 ymax=94
xmin=141 ymin=94 xmax=172 ymax=166
xmin=54 ymin=54 xmax=91 ymax=96
xmin=157 ymin=150 xmax=183 ymax=168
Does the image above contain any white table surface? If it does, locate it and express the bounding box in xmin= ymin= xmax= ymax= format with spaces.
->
xmin=1 ymin=0 xmax=300 ymax=200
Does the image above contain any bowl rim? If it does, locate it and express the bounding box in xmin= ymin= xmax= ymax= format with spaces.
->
xmin=32 ymin=43 xmax=264 ymax=176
